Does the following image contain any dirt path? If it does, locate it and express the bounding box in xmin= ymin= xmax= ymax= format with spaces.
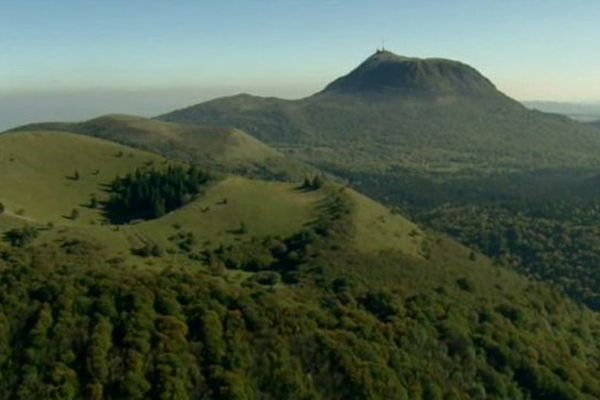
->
xmin=2 ymin=211 xmax=37 ymax=223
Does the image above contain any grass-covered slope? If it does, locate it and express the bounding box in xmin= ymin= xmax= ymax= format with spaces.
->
xmin=0 ymin=129 xmax=424 ymax=260
xmin=0 ymin=131 xmax=165 ymax=225
xmin=1 ymin=194 xmax=600 ymax=399
xmin=159 ymin=51 xmax=600 ymax=172
xmin=3 ymin=125 xmax=600 ymax=399
xmin=7 ymin=114 xmax=314 ymax=180
xmin=346 ymin=188 xmax=423 ymax=254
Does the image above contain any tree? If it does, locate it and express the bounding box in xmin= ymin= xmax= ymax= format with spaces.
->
xmin=4 ymin=226 xmax=38 ymax=247
xmin=0 ymin=202 xmax=4 ymax=215
xmin=301 ymin=174 xmax=325 ymax=191
xmin=253 ymin=271 xmax=281 ymax=287
xmin=106 ymin=165 xmax=209 ymax=222
xmin=86 ymin=317 xmax=112 ymax=393
xmin=70 ymin=209 xmax=80 ymax=220
xmin=311 ymin=174 xmax=324 ymax=189
xmin=152 ymin=197 xmax=166 ymax=218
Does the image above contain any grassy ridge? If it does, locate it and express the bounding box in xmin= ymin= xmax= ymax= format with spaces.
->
xmin=0 ymin=131 xmax=165 ymax=225
xmin=0 ymin=130 xmax=427 ymax=261
xmin=346 ymin=188 xmax=423 ymax=255
xmin=7 ymin=114 xmax=315 ymax=180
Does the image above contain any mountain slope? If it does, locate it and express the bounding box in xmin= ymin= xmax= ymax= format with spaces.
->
xmin=7 ymin=114 xmax=314 ymax=180
xmin=322 ymin=50 xmax=499 ymax=97
xmin=0 ymin=130 xmax=423 ymax=261
xmin=2 ymin=122 xmax=600 ymax=398
xmin=159 ymin=50 xmax=600 ymax=172
xmin=0 ymin=130 xmax=165 ymax=224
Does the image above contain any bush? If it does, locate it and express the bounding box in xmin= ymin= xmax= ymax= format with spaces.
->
xmin=456 ymin=277 xmax=475 ymax=292
xmin=360 ymin=290 xmax=398 ymax=322
xmin=4 ymin=226 xmax=38 ymax=247
xmin=132 ymin=244 xmax=163 ymax=258
xmin=252 ymin=271 xmax=281 ymax=286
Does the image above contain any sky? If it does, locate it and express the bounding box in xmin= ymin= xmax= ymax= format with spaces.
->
xmin=1 ymin=0 xmax=600 ymax=130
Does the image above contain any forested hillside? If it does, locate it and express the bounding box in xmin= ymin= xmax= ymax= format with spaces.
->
xmin=156 ymin=50 xmax=600 ymax=316
xmin=338 ymin=168 xmax=600 ymax=311
xmin=2 ymin=193 xmax=600 ymax=399
xmin=1 ymin=128 xmax=600 ymax=398
xmin=4 ymin=49 xmax=600 ymax=400
xmin=159 ymin=50 xmax=600 ymax=172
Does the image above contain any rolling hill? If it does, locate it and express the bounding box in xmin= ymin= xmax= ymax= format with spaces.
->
xmin=7 ymin=114 xmax=314 ymax=180
xmin=0 ymin=130 xmax=423 ymax=263
xmin=0 ymin=130 xmax=165 ymax=225
xmin=159 ymin=50 xmax=600 ymax=172
xmin=2 ymin=123 xmax=600 ymax=399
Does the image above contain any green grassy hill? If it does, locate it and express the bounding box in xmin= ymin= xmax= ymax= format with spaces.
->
xmin=159 ymin=50 xmax=600 ymax=173
xmin=0 ymin=131 xmax=166 ymax=225
xmin=2 ymin=128 xmax=600 ymax=398
xmin=0 ymin=130 xmax=423 ymax=263
xmin=7 ymin=114 xmax=314 ymax=180
xmin=1 ymin=183 xmax=600 ymax=399
xmin=19 ymin=177 xmax=325 ymax=265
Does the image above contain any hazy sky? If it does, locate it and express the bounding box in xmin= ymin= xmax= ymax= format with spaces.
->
xmin=1 ymin=0 xmax=600 ymax=129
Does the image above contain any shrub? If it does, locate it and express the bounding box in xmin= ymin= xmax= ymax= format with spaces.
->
xmin=4 ymin=226 xmax=38 ymax=247
xmin=252 ymin=271 xmax=281 ymax=286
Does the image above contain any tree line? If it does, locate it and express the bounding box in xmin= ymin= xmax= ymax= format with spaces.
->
xmin=106 ymin=165 xmax=209 ymax=222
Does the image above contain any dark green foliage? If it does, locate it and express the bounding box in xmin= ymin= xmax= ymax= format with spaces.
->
xmin=456 ymin=277 xmax=475 ymax=292
xmin=3 ymin=226 xmax=38 ymax=247
xmin=334 ymin=167 xmax=600 ymax=311
xmin=106 ymin=165 xmax=209 ymax=223
xmin=132 ymin=243 xmax=163 ymax=258
xmin=423 ymin=205 xmax=600 ymax=310
xmin=0 ymin=184 xmax=597 ymax=398
xmin=169 ymin=231 xmax=196 ymax=253
xmin=359 ymin=290 xmax=398 ymax=322
xmin=301 ymin=174 xmax=324 ymax=191
xmin=0 ymin=240 xmax=599 ymax=400
xmin=251 ymin=271 xmax=281 ymax=286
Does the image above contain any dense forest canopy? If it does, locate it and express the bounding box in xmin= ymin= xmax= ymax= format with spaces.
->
xmin=336 ymin=167 xmax=600 ymax=311
xmin=1 ymin=204 xmax=600 ymax=399
xmin=106 ymin=165 xmax=209 ymax=222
